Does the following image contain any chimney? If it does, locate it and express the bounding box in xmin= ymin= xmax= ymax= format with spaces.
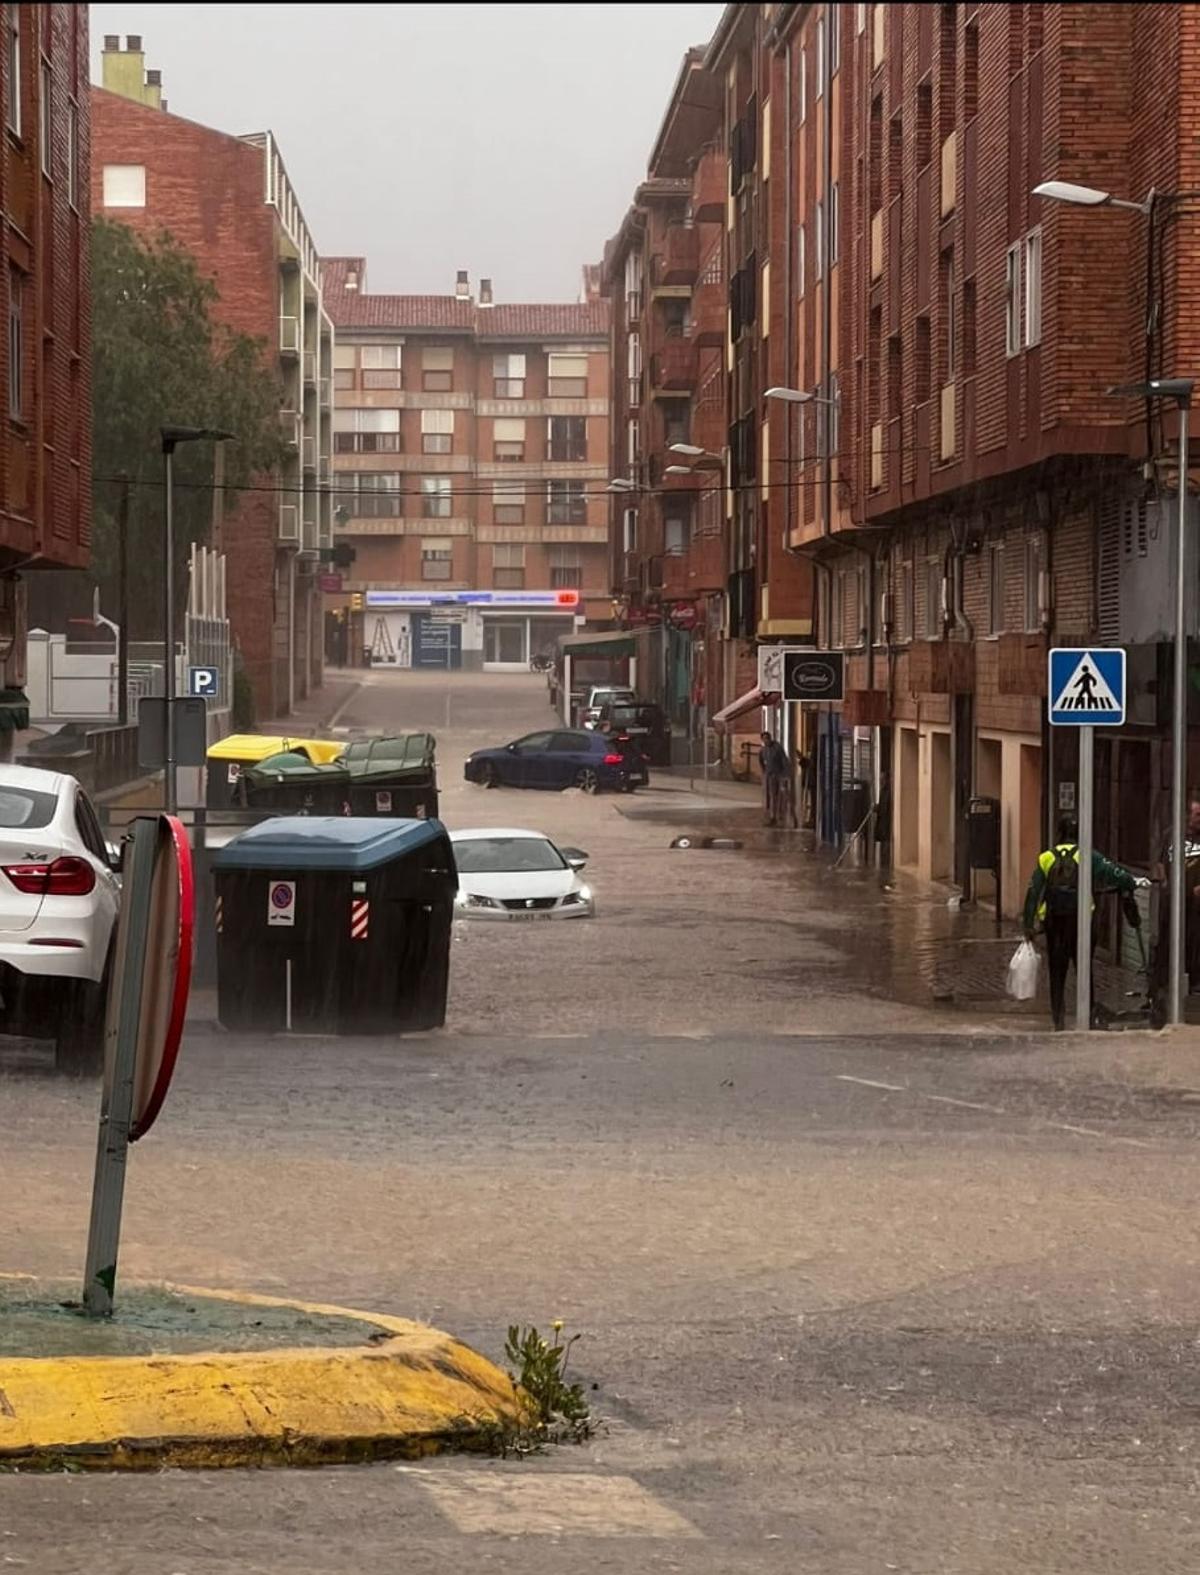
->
xmin=345 ymin=267 xmax=359 ymax=292
xmin=101 ymin=35 xmax=164 ymax=109
xmin=479 ymin=278 xmax=494 ymax=307
xmin=455 ymin=269 xmax=470 ymax=300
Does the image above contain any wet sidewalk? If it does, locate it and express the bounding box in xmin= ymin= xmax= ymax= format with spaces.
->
xmin=259 ymin=668 xmax=363 ymax=737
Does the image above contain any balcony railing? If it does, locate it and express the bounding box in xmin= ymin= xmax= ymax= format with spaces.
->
xmin=303 ymin=350 xmax=317 ymax=385
xmin=652 ymin=223 xmax=700 ymax=287
xmin=279 ymin=503 xmax=299 ymax=543
xmin=650 ymin=340 xmax=697 ymax=395
xmin=302 ymin=434 xmax=316 ymax=470
xmin=687 ymin=531 xmax=726 ymax=595
xmin=279 ymin=316 xmax=300 ymax=355
xmin=280 ymin=410 xmax=301 ymax=448
xmin=692 ymin=144 xmax=726 ymax=222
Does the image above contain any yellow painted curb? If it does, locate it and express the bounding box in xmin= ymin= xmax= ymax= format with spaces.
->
xmin=0 ymin=1281 xmax=531 ymax=1470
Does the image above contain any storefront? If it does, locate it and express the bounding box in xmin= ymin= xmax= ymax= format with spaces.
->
xmin=362 ymin=590 xmax=583 ymax=672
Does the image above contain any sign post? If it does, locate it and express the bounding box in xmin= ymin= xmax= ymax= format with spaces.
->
xmin=83 ymin=815 xmax=194 ymax=1316
xmin=1048 ymin=647 xmax=1127 ymax=1032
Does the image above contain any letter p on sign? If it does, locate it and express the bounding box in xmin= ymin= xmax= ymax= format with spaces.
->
xmin=188 ymin=665 xmax=220 ymax=700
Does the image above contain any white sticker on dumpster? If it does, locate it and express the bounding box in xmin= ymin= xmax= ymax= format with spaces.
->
xmin=267 ymin=879 xmax=296 ymax=927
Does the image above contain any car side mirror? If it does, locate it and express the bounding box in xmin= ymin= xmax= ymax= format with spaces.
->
xmin=106 ymin=840 xmax=125 ymax=874
xmin=506 ymin=742 xmax=518 ymax=753
xmin=562 ymin=848 xmax=588 ymax=870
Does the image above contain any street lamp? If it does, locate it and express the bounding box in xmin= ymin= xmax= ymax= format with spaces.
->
xmin=1108 ymin=378 xmax=1194 ymax=1026
xmin=764 ymin=385 xmax=838 ymax=405
xmin=663 ymin=465 xmax=695 ymax=476
xmin=606 ymin=477 xmax=637 ymax=493
xmin=160 ymin=425 xmax=235 ymax=815
xmin=1031 ymin=180 xmax=1151 ymax=215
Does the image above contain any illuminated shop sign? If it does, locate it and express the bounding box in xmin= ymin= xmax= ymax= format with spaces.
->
xmin=364 ymin=590 xmax=580 ymax=610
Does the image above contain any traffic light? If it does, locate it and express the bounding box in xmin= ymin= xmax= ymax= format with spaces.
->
xmin=350 ymin=593 xmax=363 ymax=612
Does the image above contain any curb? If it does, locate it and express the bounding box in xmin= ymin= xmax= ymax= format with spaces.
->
xmin=0 ymin=1282 xmax=529 ymax=1470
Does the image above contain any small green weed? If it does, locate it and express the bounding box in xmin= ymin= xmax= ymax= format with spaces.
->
xmin=505 ymin=1321 xmax=592 ymax=1445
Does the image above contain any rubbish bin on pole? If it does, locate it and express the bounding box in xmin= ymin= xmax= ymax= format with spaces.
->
xmin=213 ymin=816 xmax=456 ymax=1034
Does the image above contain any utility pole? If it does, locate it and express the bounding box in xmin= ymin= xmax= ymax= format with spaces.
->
xmin=116 ymin=473 xmax=130 ymax=727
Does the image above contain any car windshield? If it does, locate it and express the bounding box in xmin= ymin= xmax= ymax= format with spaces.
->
xmin=607 ymin=705 xmax=655 ymax=726
xmin=453 ymin=837 xmax=567 ymax=874
xmin=0 ymin=786 xmax=58 ymax=829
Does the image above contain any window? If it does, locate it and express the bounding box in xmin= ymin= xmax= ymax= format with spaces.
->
xmin=493 ymin=479 xmax=526 ymax=524
xmin=942 ymin=250 xmax=956 ymax=377
xmin=547 ymin=414 xmax=587 ymax=461
xmin=899 ymin=559 xmax=914 ymax=642
xmin=347 ymin=473 xmax=402 ymax=519
xmin=6 ymin=11 xmax=19 ymax=136
xmin=799 ymin=47 xmax=807 ymax=124
xmin=101 ymin=164 xmax=146 ymax=208
xmin=965 ymin=18 xmax=980 ymax=121
xmin=827 ymin=370 xmax=840 ymax=458
xmin=1005 ymin=243 xmax=1021 ymax=357
xmin=8 ymin=268 xmax=23 ymax=421
xmin=333 ymin=342 xmax=356 ymax=390
xmin=333 ymin=408 xmax=401 ymax=454
xmin=622 ymin=508 xmax=638 ymax=554
xmin=962 ymin=278 xmax=977 ymax=375
xmin=816 ymin=14 xmax=826 ymax=97
xmin=361 ymin=343 xmax=402 ymax=388
xmin=547 ymin=479 xmax=586 ymax=525
xmin=829 ymin=182 xmax=840 ymax=265
xmin=831 ymin=570 xmax=844 ymax=646
xmin=549 ymin=545 xmax=582 ymax=588
xmin=626 ymin=416 xmax=640 ymax=469
xmin=814 ymin=200 xmax=824 ymax=279
xmin=422 ymin=477 xmax=452 ymax=518
xmin=548 ymin=353 xmax=587 ymax=397
xmin=665 ymin=516 xmax=690 ymax=556
xmin=925 ymin=557 xmax=942 ymax=639
xmin=797 ymin=222 xmax=806 ymax=297
xmin=38 ymin=58 xmax=49 ymax=175
xmin=492 ymin=543 xmax=525 ymax=590
xmin=66 ymin=98 xmax=78 ymax=206
xmin=624 ymin=251 xmax=643 ymax=319
xmin=1024 ymin=227 xmax=1042 ymax=347
xmin=493 ymin=416 xmax=525 ymax=461
xmin=987 ymin=543 xmax=1005 ymax=636
xmin=493 ymin=353 xmax=526 ymax=398
xmin=421 ymin=407 xmax=454 ymax=454
xmin=421 ymin=539 xmax=453 ymax=581
xmin=830 ymin=6 xmax=840 ymax=74
xmin=856 ymin=2 xmax=867 ymax=33
xmin=1024 ymin=536 xmax=1042 ymax=632
xmin=422 ymin=347 xmax=453 ymax=392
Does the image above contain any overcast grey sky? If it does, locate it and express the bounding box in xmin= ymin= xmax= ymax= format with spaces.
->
xmin=90 ymin=3 xmax=725 ymax=301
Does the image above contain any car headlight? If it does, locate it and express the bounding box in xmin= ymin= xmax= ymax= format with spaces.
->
xmin=457 ymin=892 xmax=501 ymax=909
xmin=562 ymin=886 xmax=592 ymax=906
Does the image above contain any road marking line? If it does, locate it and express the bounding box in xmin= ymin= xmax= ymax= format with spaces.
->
xmin=416 ymin=1471 xmax=702 ymax=1539
xmin=837 ymin=1075 xmax=906 ymax=1092
xmin=1044 ymin=1120 xmax=1152 ymax=1149
xmin=925 ymin=1094 xmax=1005 ymax=1113
xmin=326 ymin=682 xmax=364 ymax=730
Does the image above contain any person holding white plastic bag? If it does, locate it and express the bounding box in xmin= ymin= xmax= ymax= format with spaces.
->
xmin=1007 ymin=938 xmax=1040 ymax=1001
xmin=1020 ymin=814 xmax=1138 ymax=1031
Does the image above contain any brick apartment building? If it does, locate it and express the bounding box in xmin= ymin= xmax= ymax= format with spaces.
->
xmin=606 ymin=2 xmax=1200 ymax=919
xmin=92 ymin=36 xmax=333 ymax=721
xmin=0 ymin=4 xmax=91 ymax=744
xmin=322 ymin=260 xmax=610 ymax=671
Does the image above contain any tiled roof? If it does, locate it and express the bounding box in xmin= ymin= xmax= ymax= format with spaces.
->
xmin=321 ymin=260 xmax=609 ymax=338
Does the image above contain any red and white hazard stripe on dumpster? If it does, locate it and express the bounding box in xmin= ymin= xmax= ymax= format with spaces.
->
xmin=350 ymin=898 xmax=369 ymax=940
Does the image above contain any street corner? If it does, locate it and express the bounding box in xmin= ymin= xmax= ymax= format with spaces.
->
xmin=0 ymin=1277 xmax=531 ymax=1471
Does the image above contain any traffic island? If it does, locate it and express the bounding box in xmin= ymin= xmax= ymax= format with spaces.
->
xmin=0 ymin=1277 xmax=530 ymax=1470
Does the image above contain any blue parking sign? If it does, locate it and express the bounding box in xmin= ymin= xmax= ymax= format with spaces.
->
xmin=187 ymin=665 xmax=220 ymax=701
xmin=1048 ymin=647 xmax=1125 ymax=727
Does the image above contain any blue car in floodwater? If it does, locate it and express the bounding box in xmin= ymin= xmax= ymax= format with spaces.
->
xmin=463 ymin=728 xmax=639 ymax=794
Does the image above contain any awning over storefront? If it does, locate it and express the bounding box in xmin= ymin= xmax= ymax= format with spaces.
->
xmin=711 ymin=685 xmax=778 ymax=731
xmin=557 ymin=630 xmax=637 ymax=659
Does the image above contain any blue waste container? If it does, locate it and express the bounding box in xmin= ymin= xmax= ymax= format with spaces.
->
xmin=213 ymin=817 xmax=456 ymax=1034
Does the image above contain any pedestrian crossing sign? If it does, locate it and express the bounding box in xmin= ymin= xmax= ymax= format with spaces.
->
xmin=1048 ymin=647 xmax=1126 ymax=727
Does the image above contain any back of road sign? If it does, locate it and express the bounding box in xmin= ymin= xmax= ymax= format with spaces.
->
xmin=1048 ymin=647 xmax=1126 ymax=727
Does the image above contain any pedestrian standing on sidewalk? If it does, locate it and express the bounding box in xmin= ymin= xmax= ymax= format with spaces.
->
xmin=1021 ymin=814 xmax=1138 ymax=1031
xmin=760 ymin=732 xmax=789 ymax=826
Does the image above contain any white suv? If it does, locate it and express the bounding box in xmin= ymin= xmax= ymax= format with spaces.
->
xmin=0 ymin=764 xmax=120 ymax=1071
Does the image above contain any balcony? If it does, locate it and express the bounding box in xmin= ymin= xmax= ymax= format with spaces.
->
xmin=279 ymin=316 xmax=300 ymax=356
xmin=691 ymin=399 xmax=725 ymax=459
xmin=652 ymin=224 xmax=699 ymax=289
xmin=303 ymin=350 xmax=317 ymax=386
xmin=279 ymin=503 xmax=299 ymax=543
xmin=692 ymin=249 xmax=725 ymax=347
xmin=997 ymin=633 xmax=1048 ymax=697
xmin=907 ymin=639 xmax=975 ymax=695
xmin=650 ymin=340 xmax=697 ymax=398
xmin=280 ymin=410 xmax=301 ymax=448
xmin=661 ymin=553 xmax=690 ymax=599
xmin=302 ymin=434 xmax=317 ymax=471
xmin=693 ymin=145 xmax=726 ymax=223
xmin=302 ymin=496 xmax=318 ymax=552
xmin=686 ymin=532 xmax=725 ymax=595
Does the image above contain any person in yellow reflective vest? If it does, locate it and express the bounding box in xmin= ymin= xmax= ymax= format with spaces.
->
xmin=1022 ymin=814 xmax=1138 ymax=1031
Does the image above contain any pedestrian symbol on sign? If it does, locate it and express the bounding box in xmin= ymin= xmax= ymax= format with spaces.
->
xmin=1048 ymin=647 xmax=1126 ymax=728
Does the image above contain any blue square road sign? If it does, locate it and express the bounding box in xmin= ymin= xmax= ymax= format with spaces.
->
xmin=187 ymin=665 xmax=220 ymax=701
xmin=1048 ymin=647 xmax=1125 ymax=727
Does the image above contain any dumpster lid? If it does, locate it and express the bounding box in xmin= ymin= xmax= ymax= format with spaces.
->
xmin=206 ymin=734 xmax=345 ymax=766
xmin=213 ymin=816 xmax=445 ymax=872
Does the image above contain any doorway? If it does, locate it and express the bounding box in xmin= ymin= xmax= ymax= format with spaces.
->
xmin=929 ymin=730 xmax=952 ymax=880
xmin=898 ymin=726 xmax=919 ymax=867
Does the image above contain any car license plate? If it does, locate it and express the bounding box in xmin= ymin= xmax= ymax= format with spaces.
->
xmin=509 ymin=910 xmax=554 ymax=920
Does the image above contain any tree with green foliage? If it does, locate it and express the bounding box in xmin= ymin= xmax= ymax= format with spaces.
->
xmin=91 ymin=218 xmax=285 ymax=637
